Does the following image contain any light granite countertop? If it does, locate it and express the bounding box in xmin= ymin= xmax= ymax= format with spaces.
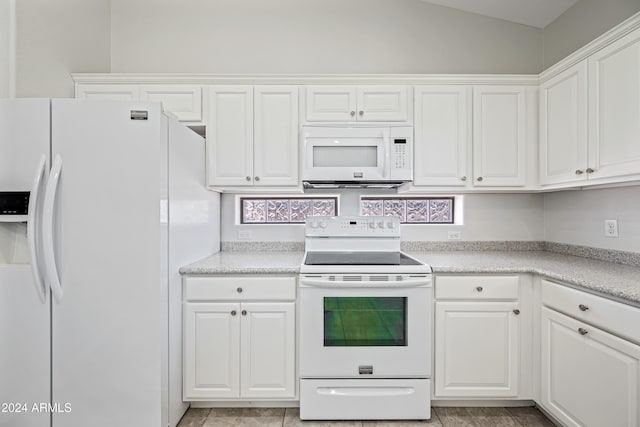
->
xmin=180 ymin=250 xmax=640 ymax=307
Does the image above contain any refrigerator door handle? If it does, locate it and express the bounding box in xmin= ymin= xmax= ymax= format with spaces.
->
xmin=43 ymin=155 xmax=63 ymax=303
xmin=27 ymin=154 xmax=48 ymax=303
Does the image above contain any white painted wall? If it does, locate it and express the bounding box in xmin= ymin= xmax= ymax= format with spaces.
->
xmin=110 ymin=0 xmax=543 ymax=74
xmin=221 ymin=191 xmax=544 ymax=242
xmin=0 ymin=0 xmax=14 ymax=98
xmin=14 ymin=0 xmax=110 ymax=97
xmin=543 ymin=0 xmax=640 ymax=69
xmin=544 ymin=186 xmax=640 ymax=253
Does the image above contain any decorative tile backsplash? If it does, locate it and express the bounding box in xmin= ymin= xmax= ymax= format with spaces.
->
xmin=241 ymin=197 xmax=337 ymax=224
xmin=360 ymin=197 xmax=454 ymax=224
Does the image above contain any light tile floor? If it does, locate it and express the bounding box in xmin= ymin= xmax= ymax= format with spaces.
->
xmin=177 ymin=406 xmax=555 ymax=427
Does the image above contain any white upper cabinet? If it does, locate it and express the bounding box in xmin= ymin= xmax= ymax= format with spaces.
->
xmin=139 ymin=85 xmax=202 ymax=122
xmin=305 ymin=85 xmax=408 ymax=122
xmin=76 ymin=84 xmax=202 ymax=122
xmin=473 ymin=86 xmax=527 ymax=187
xmin=76 ymin=84 xmax=139 ymax=100
xmin=414 ymin=85 xmax=532 ymax=189
xmin=588 ymin=27 xmax=640 ymax=181
xmin=207 ymin=86 xmax=254 ymax=187
xmin=207 ymin=85 xmax=299 ymax=188
xmin=414 ymin=86 xmax=471 ymax=186
xmin=253 ymin=86 xmax=299 ymax=187
xmin=539 ymin=61 xmax=588 ymax=186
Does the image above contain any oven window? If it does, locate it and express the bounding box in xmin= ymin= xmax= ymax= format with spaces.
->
xmin=323 ymin=297 xmax=407 ymax=346
xmin=313 ymin=146 xmax=378 ymax=167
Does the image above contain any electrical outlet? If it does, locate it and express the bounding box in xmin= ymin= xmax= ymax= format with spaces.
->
xmin=448 ymin=231 xmax=462 ymax=240
xmin=604 ymin=219 xmax=619 ymax=237
xmin=237 ymin=230 xmax=252 ymax=240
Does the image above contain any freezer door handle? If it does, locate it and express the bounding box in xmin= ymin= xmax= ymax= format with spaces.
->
xmin=43 ymin=155 xmax=63 ymax=303
xmin=27 ymin=154 xmax=47 ymax=303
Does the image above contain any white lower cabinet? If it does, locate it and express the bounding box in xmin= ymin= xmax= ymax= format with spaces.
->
xmin=183 ymin=276 xmax=296 ymax=401
xmin=434 ymin=275 xmax=527 ymax=399
xmin=539 ymin=281 xmax=640 ymax=427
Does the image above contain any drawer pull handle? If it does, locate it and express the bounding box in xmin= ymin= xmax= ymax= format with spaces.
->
xmin=476 ymin=286 xmax=483 ymax=292
xmin=241 ymin=310 xmax=247 ymax=316
xmin=231 ymin=310 xmax=237 ymax=316
xmin=513 ymin=309 xmax=520 ymax=315
xmin=237 ymin=287 xmax=243 ymax=293
xmin=578 ymin=327 xmax=588 ymax=335
xmin=578 ymin=304 xmax=589 ymax=311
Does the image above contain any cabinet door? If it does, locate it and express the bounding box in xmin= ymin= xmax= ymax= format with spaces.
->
xmin=357 ymin=85 xmax=408 ymax=121
xmin=541 ymin=307 xmax=640 ymax=427
xmin=206 ymin=86 xmax=253 ymax=186
xmin=305 ymin=86 xmax=357 ymax=121
xmin=75 ymin=84 xmax=139 ymax=100
xmin=473 ymin=86 xmax=526 ymax=186
xmin=183 ymin=303 xmax=240 ymax=399
xmin=140 ymin=85 xmax=202 ymax=122
xmin=254 ymin=86 xmax=299 ymax=186
xmin=435 ymin=301 xmax=519 ymax=397
xmin=540 ymin=62 xmax=588 ymax=185
xmin=414 ymin=86 xmax=470 ymax=186
xmin=240 ymin=302 xmax=296 ymax=398
xmin=588 ymin=27 xmax=640 ymax=180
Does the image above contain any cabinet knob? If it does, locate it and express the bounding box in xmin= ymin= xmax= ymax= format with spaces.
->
xmin=254 ymin=176 xmax=260 ymax=182
xmin=586 ymin=168 xmax=595 ymax=174
xmin=231 ymin=310 xmax=237 ymax=316
xmin=476 ymin=286 xmax=483 ymax=292
xmin=575 ymin=169 xmax=584 ymax=175
xmin=350 ymin=111 xmax=356 ymax=117
xmin=578 ymin=304 xmax=589 ymax=311
xmin=578 ymin=327 xmax=588 ymax=336
xmin=237 ymin=287 xmax=243 ymax=293
xmin=460 ymin=176 xmax=467 ymax=181
xmin=513 ymin=309 xmax=520 ymax=315
xmin=245 ymin=176 xmax=251 ymax=181
xmin=359 ymin=110 xmax=364 ymax=116
xmin=241 ymin=310 xmax=247 ymax=316
xmin=476 ymin=176 xmax=483 ymax=182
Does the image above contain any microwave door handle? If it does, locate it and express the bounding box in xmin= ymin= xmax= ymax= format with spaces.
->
xmin=27 ymin=154 xmax=48 ymax=304
xmin=382 ymin=129 xmax=390 ymax=178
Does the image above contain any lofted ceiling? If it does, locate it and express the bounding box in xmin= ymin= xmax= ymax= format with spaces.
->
xmin=420 ymin=0 xmax=580 ymax=28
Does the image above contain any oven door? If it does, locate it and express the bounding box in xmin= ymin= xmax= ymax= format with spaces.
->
xmin=302 ymin=127 xmax=390 ymax=181
xmin=299 ymin=276 xmax=431 ymax=378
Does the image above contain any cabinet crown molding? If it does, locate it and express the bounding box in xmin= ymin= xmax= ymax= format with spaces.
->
xmin=540 ymin=10 xmax=640 ymax=83
xmin=71 ymin=73 xmax=538 ymax=86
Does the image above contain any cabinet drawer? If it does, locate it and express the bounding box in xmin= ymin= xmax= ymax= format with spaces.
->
xmin=435 ymin=276 xmax=519 ymax=300
xmin=184 ymin=276 xmax=296 ymax=301
xmin=541 ymin=280 xmax=640 ymax=344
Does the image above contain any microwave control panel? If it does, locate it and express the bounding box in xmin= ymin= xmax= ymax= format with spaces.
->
xmin=389 ymin=127 xmax=413 ymax=180
xmin=393 ymin=139 xmax=407 ymax=169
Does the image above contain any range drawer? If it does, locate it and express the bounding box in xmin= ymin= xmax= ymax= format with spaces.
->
xmin=435 ymin=275 xmax=519 ymax=300
xmin=184 ymin=275 xmax=296 ymax=301
xmin=542 ymin=279 xmax=640 ymax=344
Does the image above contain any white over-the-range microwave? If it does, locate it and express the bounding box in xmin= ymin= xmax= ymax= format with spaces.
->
xmin=301 ymin=125 xmax=413 ymax=189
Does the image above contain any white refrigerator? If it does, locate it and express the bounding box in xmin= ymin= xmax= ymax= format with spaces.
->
xmin=0 ymin=99 xmax=220 ymax=427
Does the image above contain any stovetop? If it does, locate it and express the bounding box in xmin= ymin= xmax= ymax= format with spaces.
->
xmin=303 ymin=251 xmax=423 ymax=266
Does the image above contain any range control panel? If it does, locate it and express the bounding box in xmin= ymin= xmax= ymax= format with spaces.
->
xmin=305 ymin=216 xmax=401 ymax=238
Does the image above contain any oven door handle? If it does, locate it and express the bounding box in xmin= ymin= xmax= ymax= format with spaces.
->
xmin=300 ymin=278 xmax=429 ymax=288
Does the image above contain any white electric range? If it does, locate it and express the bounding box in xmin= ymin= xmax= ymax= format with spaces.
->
xmin=298 ymin=216 xmax=433 ymax=420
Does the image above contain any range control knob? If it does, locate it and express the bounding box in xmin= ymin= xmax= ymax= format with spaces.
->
xmin=369 ymin=221 xmax=376 ymax=229
xmin=319 ymin=221 xmax=327 ymax=229
xmin=309 ymin=220 xmax=318 ymax=229
xmin=377 ymin=221 xmax=384 ymax=229
xmin=387 ymin=221 xmax=395 ymax=229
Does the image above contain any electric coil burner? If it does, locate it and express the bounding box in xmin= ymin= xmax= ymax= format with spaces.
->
xmin=298 ymin=216 xmax=432 ymax=420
